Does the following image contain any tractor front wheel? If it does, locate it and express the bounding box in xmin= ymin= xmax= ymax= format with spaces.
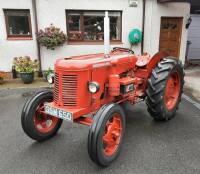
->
xmin=21 ymin=90 xmax=63 ymax=142
xmin=88 ymin=103 xmax=126 ymax=167
xmin=146 ymin=57 xmax=184 ymax=121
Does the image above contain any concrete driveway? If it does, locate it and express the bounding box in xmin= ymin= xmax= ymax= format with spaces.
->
xmin=0 ymin=94 xmax=200 ymax=174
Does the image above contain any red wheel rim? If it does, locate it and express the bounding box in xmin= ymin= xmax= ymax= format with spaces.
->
xmin=102 ymin=113 xmax=123 ymax=157
xmin=164 ymin=72 xmax=181 ymax=110
xmin=33 ymin=102 xmax=59 ymax=134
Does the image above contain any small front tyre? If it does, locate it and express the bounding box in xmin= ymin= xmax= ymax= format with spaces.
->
xmin=88 ymin=103 xmax=126 ymax=167
xmin=21 ymin=90 xmax=63 ymax=142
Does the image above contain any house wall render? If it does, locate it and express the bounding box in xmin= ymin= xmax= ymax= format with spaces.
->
xmin=0 ymin=0 xmax=190 ymax=72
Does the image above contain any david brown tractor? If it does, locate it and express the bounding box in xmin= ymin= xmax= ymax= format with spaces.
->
xmin=21 ymin=12 xmax=184 ymax=167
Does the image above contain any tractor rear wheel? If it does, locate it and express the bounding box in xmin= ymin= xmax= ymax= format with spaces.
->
xmin=21 ymin=90 xmax=63 ymax=142
xmin=88 ymin=103 xmax=126 ymax=167
xmin=146 ymin=57 xmax=184 ymax=121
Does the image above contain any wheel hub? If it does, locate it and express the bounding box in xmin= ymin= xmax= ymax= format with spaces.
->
xmin=164 ymin=72 xmax=180 ymax=110
xmin=33 ymin=103 xmax=59 ymax=134
xmin=102 ymin=114 xmax=122 ymax=157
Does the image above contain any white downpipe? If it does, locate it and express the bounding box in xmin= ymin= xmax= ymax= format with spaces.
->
xmin=104 ymin=11 xmax=110 ymax=58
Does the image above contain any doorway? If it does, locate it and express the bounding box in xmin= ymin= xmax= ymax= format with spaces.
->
xmin=159 ymin=17 xmax=183 ymax=58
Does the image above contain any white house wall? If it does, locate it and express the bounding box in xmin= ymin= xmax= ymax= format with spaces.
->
xmin=144 ymin=0 xmax=190 ymax=62
xmin=37 ymin=0 xmax=143 ymax=70
xmin=0 ymin=0 xmax=38 ymax=72
xmin=0 ymin=0 xmax=190 ymax=71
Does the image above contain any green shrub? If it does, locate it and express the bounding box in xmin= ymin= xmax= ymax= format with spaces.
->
xmin=43 ymin=67 xmax=54 ymax=80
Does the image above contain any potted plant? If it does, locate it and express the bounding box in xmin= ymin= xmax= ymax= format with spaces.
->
xmin=43 ymin=67 xmax=54 ymax=81
xmin=13 ymin=56 xmax=39 ymax=84
xmin=37 ymin=24 xmax=67 ymax=50
xmin=0 ymin=71 xmax=6 ymax=84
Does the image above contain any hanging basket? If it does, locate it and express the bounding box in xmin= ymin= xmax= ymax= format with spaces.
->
xmin=37 ymin=24 xmax=67 ymax=50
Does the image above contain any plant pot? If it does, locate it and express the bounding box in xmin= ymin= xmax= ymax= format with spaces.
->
xmin=20 ymin=72 xmax=34 ymax=84
xmin=0 ymin=77 xmax=4 ymax=84
xmin=42 ymin=73 xmax=48 ymax=81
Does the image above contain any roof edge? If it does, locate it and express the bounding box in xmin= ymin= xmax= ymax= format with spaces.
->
xmin=158 ymin=0 xmax=190 ymax=3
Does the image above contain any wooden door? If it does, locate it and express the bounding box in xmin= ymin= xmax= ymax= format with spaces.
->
xmin=159 ymin=17 xmax=183 ymax=58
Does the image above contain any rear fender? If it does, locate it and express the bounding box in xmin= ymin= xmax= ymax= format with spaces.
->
xmin=146 ymin=51 xmax=169 ymax=76
xmin=134 ymin=51 xmax=169 ymax=94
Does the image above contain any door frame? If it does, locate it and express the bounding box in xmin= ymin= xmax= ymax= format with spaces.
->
xmin=159 ymin=16 xmax=183 ymax=58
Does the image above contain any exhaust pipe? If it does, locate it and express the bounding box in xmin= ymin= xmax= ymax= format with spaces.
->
xmin=104 ymin=11 xmax=110 ymax=58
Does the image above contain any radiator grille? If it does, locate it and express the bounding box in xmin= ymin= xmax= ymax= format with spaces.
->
xmin=62 ymin=74 xmax=77 ymax=106
xmin=54 ymin=73 xmax=78 ymax=106
xmin=54 ymin=73 xmax=59 ymax=102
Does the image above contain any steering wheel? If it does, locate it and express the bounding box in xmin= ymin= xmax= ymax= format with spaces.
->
xmin=112 ymin=47 xmax=134 ymax=54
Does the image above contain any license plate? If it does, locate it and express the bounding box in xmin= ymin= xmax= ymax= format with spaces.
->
xmin=44 ymin=103 xmax=73 ymax=122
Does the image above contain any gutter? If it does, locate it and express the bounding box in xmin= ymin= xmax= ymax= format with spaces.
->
xmin=141 ymin=0 xmax=146 ymax=54
xmin=32 ymin=0 xmax=43 ymax=77
xmin=157 ymin=0 xmax=190 ymax=3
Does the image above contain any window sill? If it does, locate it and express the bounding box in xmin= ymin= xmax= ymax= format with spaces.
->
xmin=7 ymin=37 xmax=33 ymax=41
xmin=68 ymin=41 xmax=123 ymax=45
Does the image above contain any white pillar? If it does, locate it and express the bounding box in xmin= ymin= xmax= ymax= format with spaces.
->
xmin=104 ymin=11 xmax=110 ymax=57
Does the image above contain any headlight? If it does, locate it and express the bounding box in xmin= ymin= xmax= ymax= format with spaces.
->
xmin=47 ymin=73 xmax=54 ymax=84
xmin=88 ymin=82 xmax=100 ymax=93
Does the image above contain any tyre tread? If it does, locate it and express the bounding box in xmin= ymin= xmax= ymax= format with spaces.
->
xmin=146 ymin=57 xmax=184 ymax=121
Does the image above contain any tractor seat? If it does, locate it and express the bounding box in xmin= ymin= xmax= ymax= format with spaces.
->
xmin=136 ymin=53 xmax=151 ymax=67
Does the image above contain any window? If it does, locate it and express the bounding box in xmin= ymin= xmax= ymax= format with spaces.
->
xmin=4 ymin=9 xmax=32 ymax=39
xmin=66 ymin=10 xmax=122 ymax=43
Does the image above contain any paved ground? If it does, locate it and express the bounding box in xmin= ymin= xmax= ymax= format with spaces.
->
xmin=0 ymin=95 xmax=200 ymax=174
xmin=0 ymin=78 xmax=52 ymax=98
xmin=0 ymin=78 xmax=52 ymax=89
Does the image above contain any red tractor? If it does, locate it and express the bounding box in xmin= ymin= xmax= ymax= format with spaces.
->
xmin=21 ymin=47 xmax=184 ymax=166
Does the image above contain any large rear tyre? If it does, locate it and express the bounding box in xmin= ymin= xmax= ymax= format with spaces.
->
xmin=146 ymin=57 xmax=184 ymax=121
xmin=21 ymin=90 xmax=63 ymax=142
xmin=88 ymin=103 xmax=126 ymax=167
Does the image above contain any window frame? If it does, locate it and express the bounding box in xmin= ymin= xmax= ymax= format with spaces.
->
xmin=3 ymin=9 xmax=33 ymax=40
xmin=66 ymin=10 xmax=122 ymax=44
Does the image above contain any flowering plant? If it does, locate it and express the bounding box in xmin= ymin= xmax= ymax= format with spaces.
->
xmin=0 ymin=71 xmax=6 ymax=78
xmin=13 ymin=56 xmax=39 ymax=73
xmin=0 ymin=71 xmax=7 ymax=84
xmin=37 ymin=24 xmax=67 ymax=50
